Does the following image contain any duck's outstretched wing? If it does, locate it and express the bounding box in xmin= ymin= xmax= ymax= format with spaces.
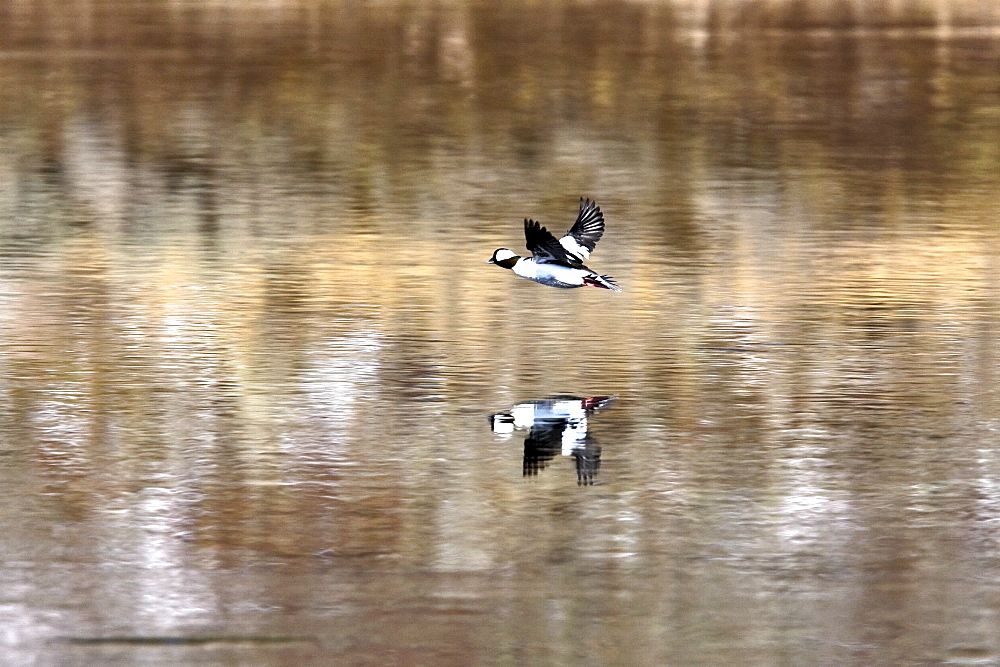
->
xmin=524 ymin=219 xmax=584 ymax=267
xmin=559 ymin=198 xmax=605 ymax=262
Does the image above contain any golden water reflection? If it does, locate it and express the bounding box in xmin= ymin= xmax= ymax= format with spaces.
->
xmin=1 ymin=1 xmax=1000 ymax=663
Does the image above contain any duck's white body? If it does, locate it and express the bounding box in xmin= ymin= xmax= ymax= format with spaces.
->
xmin=511 ymin=257 xmax=593 ymax=289
xmin=491 ymin=396 xmax=614 ymax=453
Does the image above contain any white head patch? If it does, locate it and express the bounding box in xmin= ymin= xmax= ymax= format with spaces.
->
xmin=492 ymin=248 xmax=518 ymax=262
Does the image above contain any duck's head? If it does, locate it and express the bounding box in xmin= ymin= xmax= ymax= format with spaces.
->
xmin=489 ymin=412 xmax=515 ymax=434
xmin=488 ymin=248 xmax=519 ymax=269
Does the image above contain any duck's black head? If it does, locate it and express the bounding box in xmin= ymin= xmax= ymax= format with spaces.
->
xmin=488 ymin=248 xmax=520 ymax=269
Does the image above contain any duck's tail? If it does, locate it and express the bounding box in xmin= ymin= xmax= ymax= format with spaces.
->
xmin=584 ymin=274 xmax=621 ymax=292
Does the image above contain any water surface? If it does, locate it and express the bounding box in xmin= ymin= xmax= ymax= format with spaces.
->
xmin=2 ymin=2 xmax=1000 ymax=664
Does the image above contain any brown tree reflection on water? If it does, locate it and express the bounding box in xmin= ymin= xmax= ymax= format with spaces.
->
xmin=1 ymin=1 xmax=1000 ymax=663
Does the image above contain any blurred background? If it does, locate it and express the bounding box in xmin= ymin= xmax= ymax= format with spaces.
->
xmin=1 ymin=0 xmax=1000 ymax=663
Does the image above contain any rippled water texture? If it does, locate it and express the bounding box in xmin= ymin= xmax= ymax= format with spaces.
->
xmin=2 ymin=1 xmax=1000 ymax=663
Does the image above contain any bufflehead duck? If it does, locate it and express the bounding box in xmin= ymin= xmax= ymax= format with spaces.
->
xmin=490 ymin=395 xmax=615 ymax=485
xmin=487 ymin=198 xmax=621 ymax=291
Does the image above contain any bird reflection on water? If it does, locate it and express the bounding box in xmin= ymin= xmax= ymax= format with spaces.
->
xmin=489 ymin=395 xmax=615 ymax=485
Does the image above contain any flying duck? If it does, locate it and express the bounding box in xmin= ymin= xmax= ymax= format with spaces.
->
xmin=488 ymin=198 xmax=620 ymax=291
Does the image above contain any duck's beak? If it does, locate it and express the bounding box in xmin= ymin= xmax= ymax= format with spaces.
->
xmin=486 ymin=258 xmax=495 ymax=264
